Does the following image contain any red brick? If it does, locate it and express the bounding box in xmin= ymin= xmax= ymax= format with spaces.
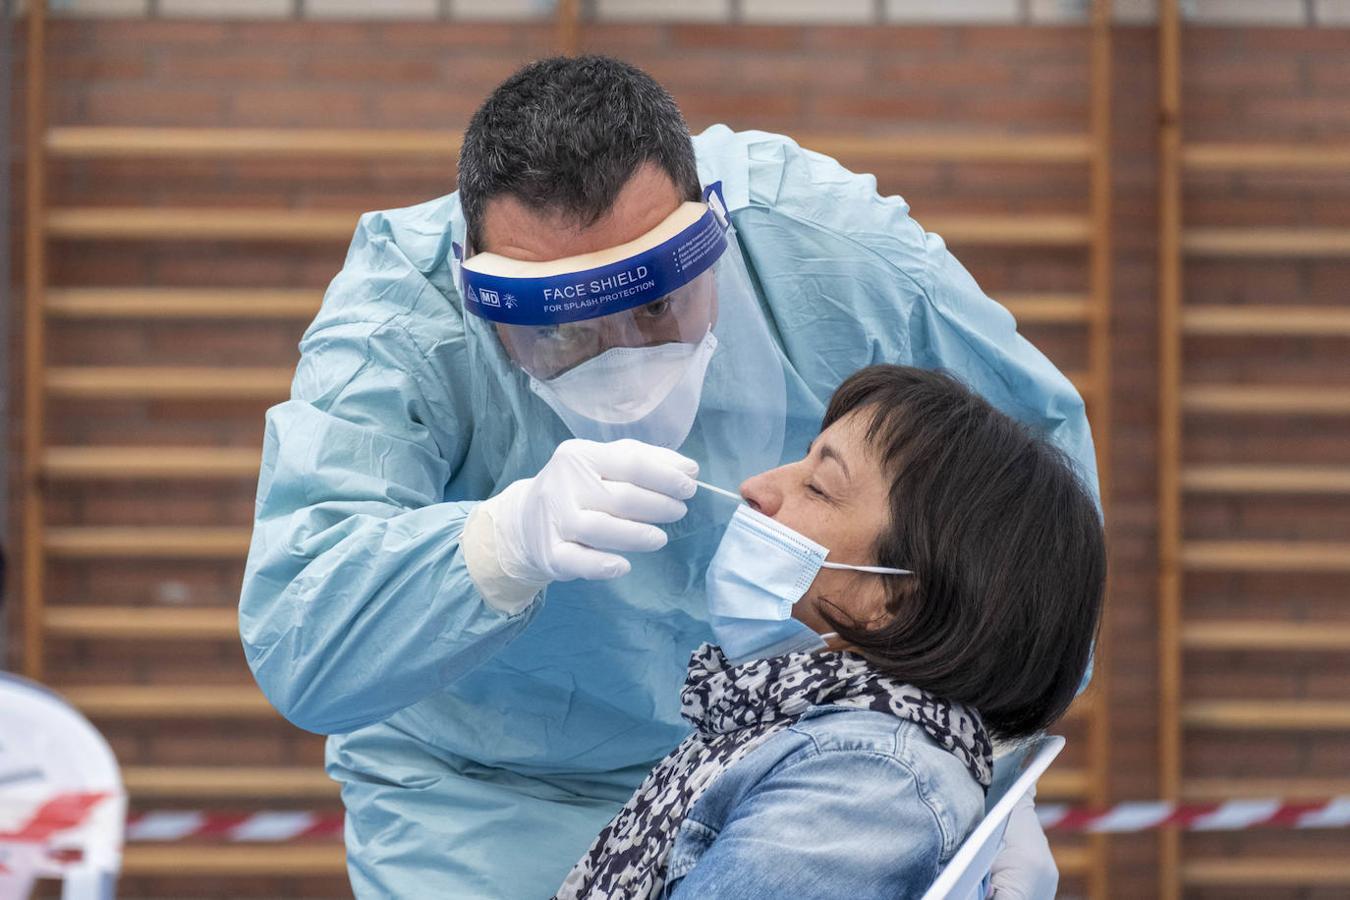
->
xmin=806 ymin=25 xmax=952 ymax=53
xmin=1243 ymin=28 xmax=1350 ymax=52
xmin=876 ymin=58 xmax=1019 ymax=89
xmin=1184 ymin=58 xmax=1302 ymax=92
xmin=300 ymin=56 xmax=443 ymax=84
xmin=1307 ymin=57 xmax=1350 ymax=90
xmin=375 ymin=20 xmax=531 ymax=48
xmin=157 ymin=53 xmax=296 ymax=82
xmin=1243 ymin=95 xmax=1350 ymax=130
xmin=80 ymin=19 xmax=232 ymax=45
xmin=957 ymin=26 xmax=1087 ymax=58
xmin=370 ymin=89 xmax=484 ymax=128
xmin=807 ymin=92 xmax=951 ymax=125
xmin=672 ymin=89 xmax=804 ymax=127
xmin=227 ymin=19 xmax=374 ymax=45
xmin=440 ymin=53 xmax=534 ymax=88
xmin=229 ymin=88 xmax=369 ymax=127
xmin=579 ymin=23 xmax=671 ymax=52
xmin=85 ymin=87 xmax=226 ymax=127
xmin=736 ymin=55 xmax=871 ymax=90
xmin=637 ymin=55 xmax=740 ymax=93
xmin=670 ymin=24 xmax=804 ymax=52
xmin=49 ymin=53 xmax=151 ymax=82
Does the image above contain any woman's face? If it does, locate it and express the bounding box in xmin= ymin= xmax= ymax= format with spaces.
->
xmin=738 ymin=408 xmax=895 ymax=635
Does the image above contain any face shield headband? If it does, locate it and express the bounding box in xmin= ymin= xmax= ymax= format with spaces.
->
xmin=454 ymin=183 xmax=731 ymax=327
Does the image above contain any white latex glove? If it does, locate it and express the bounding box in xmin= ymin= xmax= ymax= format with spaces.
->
xmin=987 ymin=784 xmax=1058 ymax=900
xmin=481 ymin=438 xmax=698 ymax=588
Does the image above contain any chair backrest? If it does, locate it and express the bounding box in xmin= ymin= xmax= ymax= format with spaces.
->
xmin=0 ymin=672 xmax=125 ymax=900
xmin=920 ymin=735 xmax=1065 ymax=900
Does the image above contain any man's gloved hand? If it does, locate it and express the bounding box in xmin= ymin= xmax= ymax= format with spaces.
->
xmin=988 ymin=785 xmax=1058 ymax=900
xmin=481 ymin=438 xmax=698 ymax=588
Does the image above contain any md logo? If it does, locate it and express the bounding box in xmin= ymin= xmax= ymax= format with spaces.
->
xmin=479 ymin=288 xmax=501 ymax=307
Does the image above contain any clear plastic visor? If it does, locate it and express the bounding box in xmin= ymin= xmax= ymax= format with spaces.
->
xmin=496 ymin=265 xmax=718 ymax=380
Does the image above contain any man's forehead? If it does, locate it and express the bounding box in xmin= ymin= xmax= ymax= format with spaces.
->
xmin=479 ymin=163 xmax=683 ymax=262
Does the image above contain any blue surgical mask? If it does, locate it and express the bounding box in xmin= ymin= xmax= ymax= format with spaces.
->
xmin=698 ymin=481 xmax=912 ymax=665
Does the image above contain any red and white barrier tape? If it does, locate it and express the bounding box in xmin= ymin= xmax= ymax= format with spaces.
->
xmin=11 ymin=796 xmax=1349 ymax=844
xmin=115 ymin=798 xmax=1350 ymax=841
xmin=1037 ymin=797 xmax=1350 ymax=833
xmin=125 ymin=811 xmax=343 ymax=842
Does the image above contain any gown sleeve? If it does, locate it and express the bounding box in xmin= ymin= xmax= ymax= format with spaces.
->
xmin=239 ymin=210 xmax=539 ymax=736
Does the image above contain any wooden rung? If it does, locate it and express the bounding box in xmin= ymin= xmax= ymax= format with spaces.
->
xmin=1184 ymin=228 xmax=1350 ymax=258
xmin=924 ymin=214 xmax=1092 ymax=247
xmin=46 ymin=207 xmax=355 ymax=242
xmin=63 ymin=685 xmax=275 ymax=719
xmin=1050 ymin=846 xmax=1091 ymax=877
xmin=47 ymin=366 xmax=292 ymax=400
xmin=799 ymin=132 xmax=1093 ymax=164
xmin=1184 ymin=777 xmax=1350 ymax=801
xmin=1183 ymin=621 xmax=1350 ymax=651
xmin=47 ymin=288 xmax=320 ymax=320
xmin=43 ymin=126 xmax=1092 ymax=165
xmin=1183 ymin=142 xmax=1350 ymax=172
xmin=45 ymin=527 xmax=251 ymax=559
xmin=46 ymin=606 xmax=238 ymax=639
xmin=1037 ymin=768 xmax=1092 ymax=801
xmin=1184 ymin=858 xmax=1350 ymax=886
xmin=43 ymin=446 xmax=262 ymax=480
xmin=1182 ymin=465 xmax=1350 ymax=494
xmin=123 ymin=765 xmax=338 ymax=799
xmin=1181 ymin=541 xmax=1350 ymax=572
xmin=122 ymin=844 xmax=346 ymax=876
xmin=47 ymin=126 xmax=460 ymax=159
xmin=1184 ymin=305 xmax=1350 ymax=336
xmin=1183 ymin=385 xmax=1350 ymax=416
xmin=1000 ymin=293 xmax=1092 ymax=324
xmin=1183 ymin=701 xmax=1350 ymax=731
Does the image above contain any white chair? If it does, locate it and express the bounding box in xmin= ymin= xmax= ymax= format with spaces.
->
xmin=921 ymin=735 xmax=1065 ymax=900
xmin=0 ymin=672 xmax=125 ymax=900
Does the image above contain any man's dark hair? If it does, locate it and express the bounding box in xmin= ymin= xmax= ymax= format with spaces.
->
xmin=819 ymin=365 xmax=1105 ymax=741
xmin=458 ymin=55 xmax=701 ymax=252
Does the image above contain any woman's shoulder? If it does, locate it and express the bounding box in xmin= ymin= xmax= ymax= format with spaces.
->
xmin=783 ymin=705 xmax=985 ymax=822
xmin=673 ymin=707 xmax=986 ymax=890
xmin=789 ymin=705 xmax=980 ymax=771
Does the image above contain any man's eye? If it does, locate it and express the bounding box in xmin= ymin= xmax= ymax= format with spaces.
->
xmin=538 ymin=325 xmax=584 ymax=345
xmin=807 ymin=482 xmax=828 ymax=499
xmin=638 ymin=298 xmax=672 ymax=318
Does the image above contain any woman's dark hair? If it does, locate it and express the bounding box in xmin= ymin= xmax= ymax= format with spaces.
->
xmin=458 ymin=55 xmax=701 ymax=253
xmin=818 ymin=365 xmax=1105 ymax=741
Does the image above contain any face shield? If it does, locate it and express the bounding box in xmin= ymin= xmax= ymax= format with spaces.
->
xmin=455 ymin=184 xmax=788 ymax=493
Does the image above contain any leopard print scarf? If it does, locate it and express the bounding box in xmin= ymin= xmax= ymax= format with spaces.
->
xmin=554 ymin=643 xmax=993 ymax=900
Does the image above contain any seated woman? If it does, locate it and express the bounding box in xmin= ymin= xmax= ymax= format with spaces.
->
xmin=555 ymin=364 xmax=1105 ymax=900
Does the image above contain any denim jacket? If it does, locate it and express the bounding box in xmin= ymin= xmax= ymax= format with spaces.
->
xmin=661 ymin=704 xmax=985 ymax=899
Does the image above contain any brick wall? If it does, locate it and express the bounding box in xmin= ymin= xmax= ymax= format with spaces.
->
xmin=18 ymin=0 xmax=1350 ymax=27
xmin=6 ymin=11 xmax=1349 ymax=900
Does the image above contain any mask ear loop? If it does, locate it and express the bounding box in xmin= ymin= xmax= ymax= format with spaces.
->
xmin=820 ymin=561 xmax=913 ymax=576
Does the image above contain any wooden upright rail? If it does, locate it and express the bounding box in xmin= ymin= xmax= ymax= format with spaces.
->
xmin=22 ymin=0 xmax=49 ymax=684
xmin=1084 ymin=5 xmax=1114 ymax=898
xmin=24 ymin=3 xmax=1114 ymax=893
xmin=1158 ymin=3 xmax=1350 ymax=896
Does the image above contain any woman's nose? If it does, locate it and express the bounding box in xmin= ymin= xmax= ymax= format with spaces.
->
xmin=739 ymin=468 xmax=784 ymax=517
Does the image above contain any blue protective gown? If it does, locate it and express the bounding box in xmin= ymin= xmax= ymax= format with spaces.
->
xmin=240 ymin=125 xmax=1097 ymax=899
